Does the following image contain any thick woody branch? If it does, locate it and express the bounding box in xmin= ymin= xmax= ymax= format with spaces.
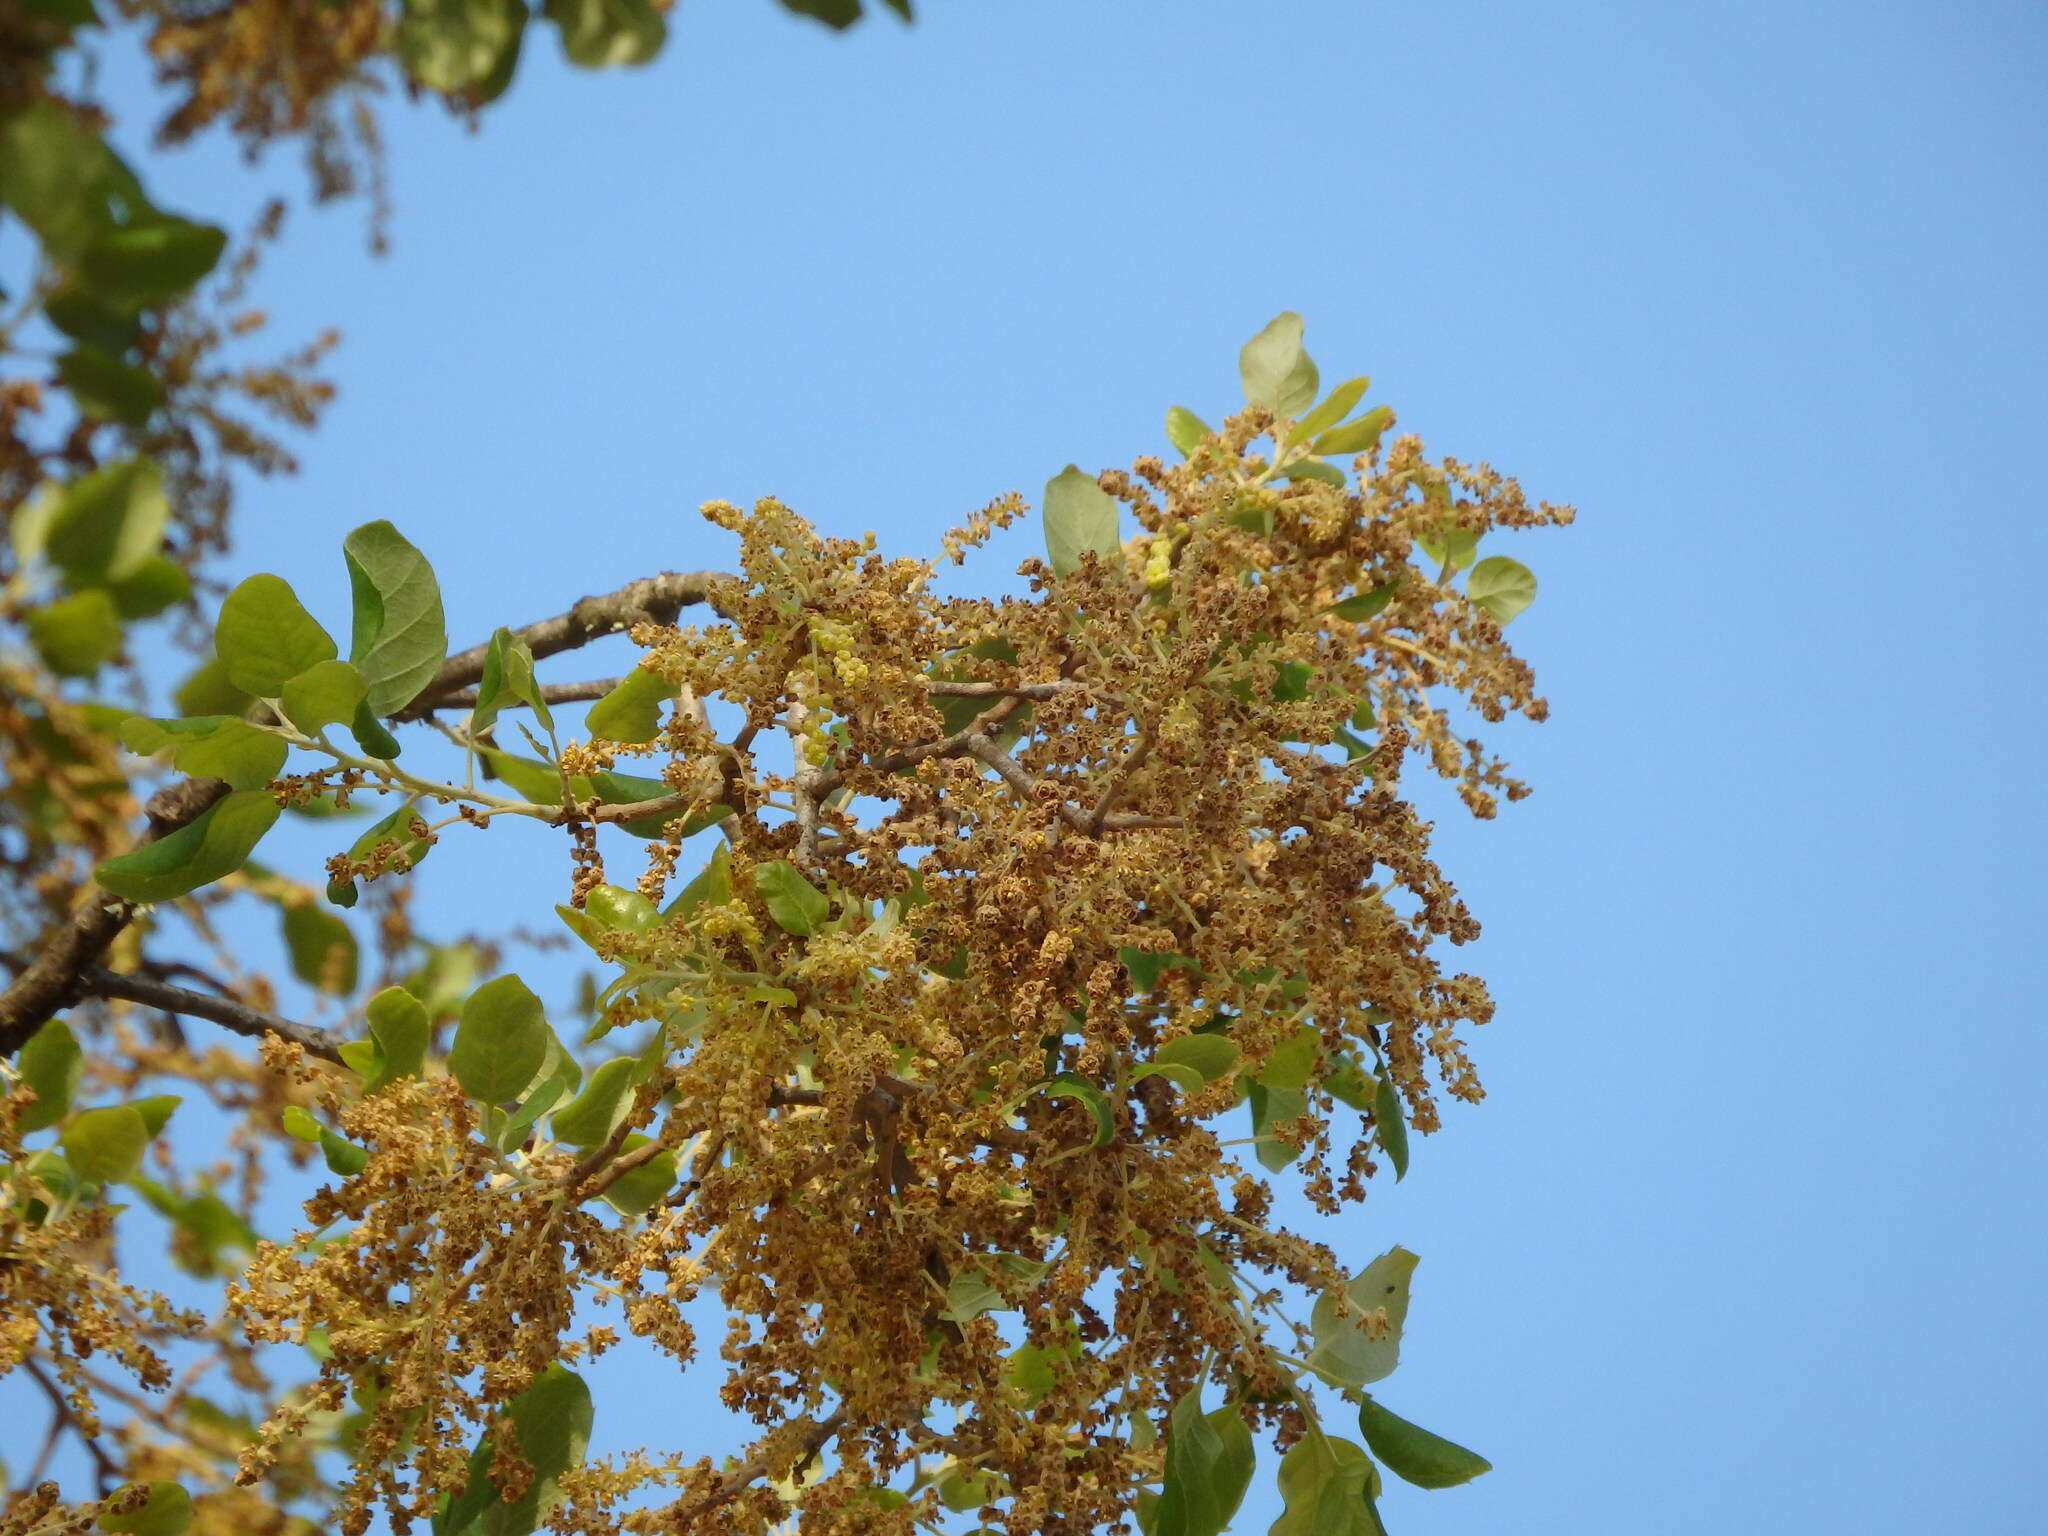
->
xmin=0 ymin=778 xmax=230 ymax=1058
xmin=417 ymin=677 xmax=626 ymax=711
xmin=396 ymin=570 xmax=732 ymax=719
xmin=78 ymin=969 xmax=346 ymax=1065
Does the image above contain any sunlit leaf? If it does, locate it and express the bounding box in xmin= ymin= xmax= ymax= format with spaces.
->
xmin=1165 ymin=405 xmax=1212 ymax=458
xmin=1466 ymin=554 xmax=1537 ymax=624
xmin=1043 ymin=464 xmax=1120 ymax=577
xmin=1238 ymin=311 xmax=1319 ymax=419
xmin=214 ymin=574 xmax=337 ymax=697
xmin=584 ymin=665 xmax=672 ymax=744
xmin=447 ymin=975 xmax=551 ymax=1106
xmin=1308 ymin=1246 xmax=1419 ymax=1388
xmin=17 ymin=1019 xmax=82 ymax=1134
xmin=343 ymin=522 xmax=448 ymax=716
xmin=543 ymin=0 xmax=664 ymax=66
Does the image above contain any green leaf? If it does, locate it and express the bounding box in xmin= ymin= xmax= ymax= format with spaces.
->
xmin=1153 ymin=1034 xmax=1240 ymax=1085
xmin=1327 ymin=581 xmax=1399 ymax=623
xmin=1042 ymin=464 xmax=1121 ymax=577
xmin=281 ymin=1105 xmax=321 ymax=1142
xmin=1313 ymin=404 xmax=1395 ymax=459
xmin=664 ymin=842 xmax=731 ymax=917
xmin=543 ymin=0 xmax=664 ymax=66
xmin=108 ymin=556 xmax=191 ymax=620
xmin=283 ymin=904 xmax=358 ymax=995
xmin=1258 ymin=1025 xmax=1321 ymax=1091
xmin=93 ymin=788 xmax=279 ymax=902
xmin=754 ymin=860 xmax=829 ymax=936
xmin=598 ymin=1135 xmax=676 ymax=1215
xmin=1466 ymin=554 xmax=1537 ymax=624
xmin=1239 ymin=311 xmax=1319 ymax=419
xmin=586 ymin=884 xmax=658 ymax=933
xmin=1415 ymin=522 xmax=1478 ymax=574
xmin=1041 ymin=1072 xmax=1114 ymax=1148
xmin=98 ymin=1480 xmax=192 ymax=1536
xmin=172 ymin=657 xmax=251 ymax=719
xmin=939 ymin=1269 xmax=1006 ymax=1324
xmin=364 ymin=986 xmax=430 ymax=1088
xmin=1371 ymin=1072 xmax=1408 ymax=1181
xmin=214 ymin=574 xmax=337 ymax=697
xmin=346 ymin=800 xmax=432 ymax=876
xmin=1156 ymin=1389 xmax=1254 ymax=1536
xmin=57 ymin=344 xmax=162 ymax=425
xmin=1119 ymin=947 xmax=1197 ymax=992
xmin=0 ymin=100 xmax=145 ymax=263
xmin=1165 ymin=405 xmax=1212 ymax=458
xmin=1357 ymin=1398 xmax=1491 ymax=1490
xmin=492 ymin=1034 xmax=579 ymax=1151
xmin=121 ymin=715 xmax=285 ymax=790
xmin=281 ymin=659 xmax=369 ymax=734
xmin=472 ymin=628 xmax=551 ymax=734
xmin=1270 ymin=1436 xmax=1385 ymax=1536
xmin=76 ymin=217 xmax=226 ymax=304
xmin=343 ymin=522 xmax=448 ymax=716
xmin=549 ymin=1057 xmax=639 ymax=1147
xmin=1280 ymin=458 xmax=1347 ymax=487
xmin=778 ymin=0 xmax=864 ymax=26
xmin=1248 ymin=1082 xmax=1306 ymax=1171
xmin=46 ymin=462 xmax=161 ymax=582
xmin=348 ymin=701 xmax=403 ymax=761
xmin=1308 ymin=1246 xmax=1419 ymax=1388
xmin=338 ymin=1040 xmax=380 ymax=1078
xmin=60 ymin=1104 xmax=149 ymax=1183
xmin=17 ymin=1019 xmax=82 ymax=1134
xmin=131 ymin=1094 xmax=180 ymax=1136
xmin=399 ymin=0 xmax=528 ymax=97
xmin=43 ymin=281 xmax=140 ymax=354
xmin=435 ymin=1368 xmax=594 ymax=1536
xmin=29 ymin=589 xmax=122 ymax=676
xmin=319 ymin=1129 xmax=368 ymax=1176
xmin=1286 ymin=376 xmax=1370 ymax=445
xmin=447 ymin=975 xmax=551 ymax=1106
xmin=584 ymin=665 xmax=672 ymax=744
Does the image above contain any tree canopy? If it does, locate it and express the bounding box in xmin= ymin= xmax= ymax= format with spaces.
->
xmin=0 ymin=8 xmax=1571 ymax=1536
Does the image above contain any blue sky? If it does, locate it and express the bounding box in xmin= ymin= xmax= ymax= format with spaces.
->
xmin=15 ymin=1 xmax=2047 ymax=1532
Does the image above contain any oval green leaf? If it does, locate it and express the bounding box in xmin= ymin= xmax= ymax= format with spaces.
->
xmin=1466 ymin=554 xmax=1537 ymax=624
xmin=17 ymin=1018 xmax=83 ymax=1134
xmin=447 ymin=974 xmax=551 ymax=1106
xmin=1357 ymin=1397 xmax=1491 ymax=1489
xmin=755 ymin=859 xmax=829 ymax=936
xmin=1238 ymin=311 xmax=1320 ymax=419
xmin=93 ymin=788 xmax=280 ymax=903
xmin=1042 ymin=464 xmax=1120 ymax=577
xmin=343 ymin=521 xmax=448 ymax=716
xmin=214 ymin=574 xmax=337 ymax=697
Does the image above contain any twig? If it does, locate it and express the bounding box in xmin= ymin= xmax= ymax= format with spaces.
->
xmin=0 ymin=778 xmax=230 ymax=1058
xmin=21 ymin=1357 xmax=118 ymax=1495
xmin=79 ymin=969 xmax=346 ymax=1065
xmin=396 ymin=570 xmax=732 ymax=719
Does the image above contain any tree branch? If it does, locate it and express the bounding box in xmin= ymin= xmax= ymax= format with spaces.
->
xmin=0 ymin=778 xmax=230 ymax=1058
xmin=396 ymin=570 xmax=732 ymax=719
xmin=415 ymin=677 xmax=628 ymax=712
xmin=79 ymin=969 xmax=346 ymax=1065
